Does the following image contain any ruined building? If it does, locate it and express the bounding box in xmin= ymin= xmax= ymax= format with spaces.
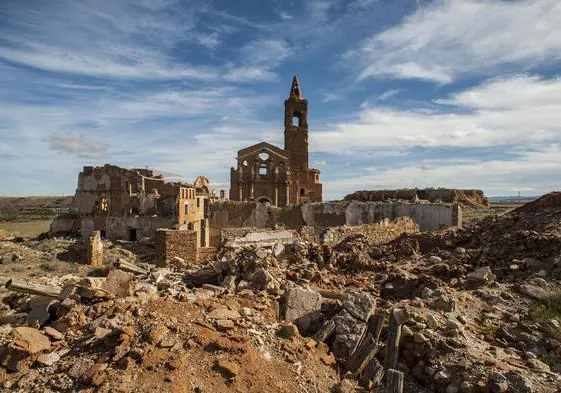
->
xmin=230 ymin=76 xmax=322 ymax=206
xmin=65 ymin=164 xmax=212 ymax=246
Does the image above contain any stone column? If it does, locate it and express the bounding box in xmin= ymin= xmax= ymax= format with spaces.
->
xmin=238 ymin=182 xmax=243 ymax=201
xmin=275 ymin=184 xmax=279 ymax=207
xmin=286 ymin=183 xmax=290 ymax=206
xmin=87 ymin=230 xmax=103 ymax=267
xmin=250 ymin=182 xmax=255 ymax=199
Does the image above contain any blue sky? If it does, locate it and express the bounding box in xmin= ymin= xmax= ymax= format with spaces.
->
xmin=1 ymin=0 xmax=560 ymax=199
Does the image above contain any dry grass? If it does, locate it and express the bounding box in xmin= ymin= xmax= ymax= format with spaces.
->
xmin=0 ymin=220 xmax=52 ymax=237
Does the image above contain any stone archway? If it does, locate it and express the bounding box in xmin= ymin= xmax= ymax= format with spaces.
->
xmin=257 ymin=196 xmax=272 ymax=204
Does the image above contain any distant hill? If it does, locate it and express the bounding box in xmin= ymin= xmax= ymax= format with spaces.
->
xmin=488 ymin=195 xmax=539 ymax=203
xmin=0 ymin=196 xmax=72 ymax=222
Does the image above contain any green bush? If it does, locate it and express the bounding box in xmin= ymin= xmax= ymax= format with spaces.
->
xmin=529 ymin=293 xmax=561 ymax=323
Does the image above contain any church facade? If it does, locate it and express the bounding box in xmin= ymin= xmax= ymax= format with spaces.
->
xmin=229 ymin=76 xmax=322 ymax=206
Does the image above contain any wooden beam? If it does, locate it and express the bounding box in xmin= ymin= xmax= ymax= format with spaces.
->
xmin=313 ymin=319 xmax=336 ymax=343
xmin=385 ymin=308 xmax=406 ymax=371
xmin=5 ymin=279 xmax=61 ymax=298
xmin=346 ymin=333 xmax=377 ymax=376
xmin=368 ymin=311 xmax=385 ymax=342
xmin=385 ymin=369 xmax=404 ymax=393
xmin=359 ymin=358 xmax=384 ymax=390
xmin=113 ymin=260 xmax=148 ymax=275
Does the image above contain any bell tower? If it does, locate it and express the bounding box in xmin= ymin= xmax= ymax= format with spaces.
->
xmin=284 ymin=75 xmax=308 ymax=171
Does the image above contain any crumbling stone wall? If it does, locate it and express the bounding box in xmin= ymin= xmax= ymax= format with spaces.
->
xmin=155 ymin=229 xmax=198 ymax=267
xmin=87 ymin=230 xmax=103 ymax=267
xmin=80 ymin=216 xmax=176 ymax=240
xmin=322 ymin=217 xmax=419 ymax=246
xmin=210 ymin=200 xmax=461 ymax=234
xmin=221 ymin=228 xmax=295 ymax=247
xmin=64 ymin=164 xmax=212 ymax=242
xmin=220 ymin=227 xmax=258 ymax=243
xmin=344 ymin=188 xmax=489 ymax=208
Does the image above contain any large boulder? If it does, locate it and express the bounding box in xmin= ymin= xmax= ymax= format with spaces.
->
xmin=332 ymin=309 xmax=366 ymax=361
xmin=340 ymin=290 xmax=376 ymax=322
xmin=467 ymin=266 xmax=496 ymax=285
xmin=102 ymin=269 xmax=134 ymax=298
xmin=0 ymin=327 xmax=52 ymax=371
xmin=49 ymin=213 xmax=79 ymax=236
xmin=281 ymin=284 xmax=323 ymax=335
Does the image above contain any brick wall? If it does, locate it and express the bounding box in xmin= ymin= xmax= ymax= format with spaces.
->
xmin=155 ymin=229 xmax=198 ymax=267
xmin=322 ymin=217 xmax=419 ymax=246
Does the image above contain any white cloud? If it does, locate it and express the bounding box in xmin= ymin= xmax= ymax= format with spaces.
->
xmin=241 ymin=39 xmax=291 ymax=66
xmin=42 ymin=133 xmax=110 ymax=158
xmin=280 ymin=12 xmax=293 ymax=21
xmin=313 ymin=74 xmax=561 ymax=152
xmin=195 ymin=33 xmax=221 ymax=49
xmin=0 ymin=0 xmax=279 ymax=82
xmin=349 ymin=0 xmax=561 ymax=83
xmin=376 ymin=89 xmax=403 ymax=101
xmin=323 ymin=144 xmax=561 ymax=198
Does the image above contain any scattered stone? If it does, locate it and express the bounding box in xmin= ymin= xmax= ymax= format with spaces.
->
xmin=429 ymin=255 xmax=442 ymax=264
xmin=214 ymin=359 xmax=239 ymax=380
xmin=102 ymin=269 xmax=134 ymax=298
xmin=467 ymin=266 xmax=496 ymax=284
xmin=339 ymin=289 xmax=376 ymax=322
xmin=216 ymin=319 xmax=235 ymax=331
xmin=11 ymin=327 xmax=51 ymax=354
xmin=207 ymin=307 xmax=241 ymax=321
xmin=414 ymin=332 xmax=429 ymax=344
xmin=278 ymin=323 xmax=300 ymax=339
xmin=281 ymin=284 xmax=323 ymax=335
xmin=36 ymin=352 xmax=61 ymax=367
xmin=27 ymin=296 xmax=57 ymax=327
xmin=68 ymin=358 xmax=95 ymax=379
xmin=427 ymin=314 xmax=439 ymax=329
xmin=148 ymin=324 xmax=169 ymax=345
xmin=221 ymin=275 xmax=237 ymax=292
xmin=43 ymin=327 xmax=64 ymax=341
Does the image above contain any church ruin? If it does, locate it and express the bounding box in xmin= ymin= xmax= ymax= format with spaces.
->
xmin=229 ymin=76 xmax=323 ymax=206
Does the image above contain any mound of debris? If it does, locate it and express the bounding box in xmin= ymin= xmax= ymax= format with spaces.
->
xmin=343 ymin=188 xmax=489 ymax=208
xmin=2 ymin=193 xmax=561 ymax=393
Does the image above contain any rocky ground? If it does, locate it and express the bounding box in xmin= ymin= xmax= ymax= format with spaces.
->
xmin=0 ymin=193 xmax=560 ymax=392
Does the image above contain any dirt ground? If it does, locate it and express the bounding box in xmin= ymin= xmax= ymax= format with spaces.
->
xmin=0 ymin=194 xmax=560 ymax=393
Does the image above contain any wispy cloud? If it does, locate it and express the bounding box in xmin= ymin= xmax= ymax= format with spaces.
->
xmin=348 ymin=0 xmax=561 ymax=83
xmin=376 ymin=89 xmax=403 ymax=101
xmin=314 ymin=74 xmax=561 ymax=152
xmin=43 ymin=132 xmax=110 ymax=159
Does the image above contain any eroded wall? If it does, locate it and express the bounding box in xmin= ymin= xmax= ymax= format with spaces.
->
xmin=344 ymin=188 xmax=488 ymax=208
xmin=322 ymin=217 xmax=419 ymax=246
xmin=80 ymin=216 xmax=176 ymax=240
xmin=210 ymin=200 xmax=461 ymax=238
xmin=155 ymin=229 xmax=198 ymax=266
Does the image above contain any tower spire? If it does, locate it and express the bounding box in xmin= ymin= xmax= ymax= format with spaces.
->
xmin=289 ymin=75 xmax=303 ymax=100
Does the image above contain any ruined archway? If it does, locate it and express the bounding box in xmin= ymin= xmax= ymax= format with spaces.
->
xmin=257 ymin=196 xmax=272 ymax=204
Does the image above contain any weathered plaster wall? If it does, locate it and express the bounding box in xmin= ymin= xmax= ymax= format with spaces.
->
xmin=220 ymin=227 xmax=295 ymax=247
xmin=210 ymin=200 xmax=461 ymax=234
xmin=80 ymin=216 xmax=176 ymax=240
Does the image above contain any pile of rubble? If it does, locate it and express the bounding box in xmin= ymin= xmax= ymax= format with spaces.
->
xmin=0 ymin=262 xmax=342 ymax=392
xmin=1 ymin=192 xmax=561 ymax=392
